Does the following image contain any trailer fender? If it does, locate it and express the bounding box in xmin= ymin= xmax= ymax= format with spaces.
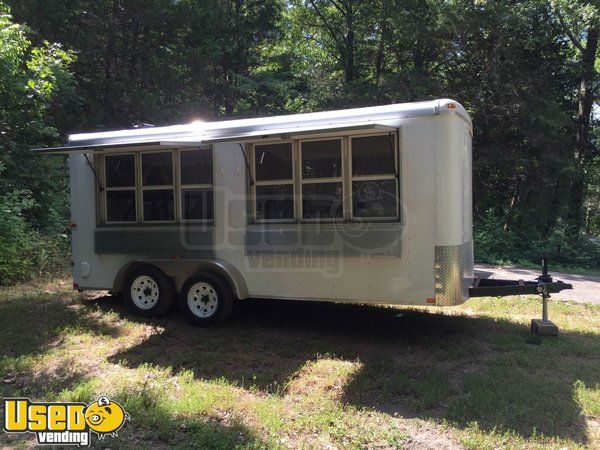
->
xmin=112 ymin=259 xmax=249 ymax=300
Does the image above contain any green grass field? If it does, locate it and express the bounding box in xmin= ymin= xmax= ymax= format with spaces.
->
xmin=0 ymin=277 xmax=598 ymax=449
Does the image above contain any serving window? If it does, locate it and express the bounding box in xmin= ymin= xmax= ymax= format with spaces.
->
xmin=253 ymin=142 xmax=295 ymax=222
xmin=350 ymin=135 xmax=398 ymax=219
xmin=100 ymin=147 xmax=214 ymax=224
xmin=104 ymin=154 xmax=136 ymax=223
xmin=142 ymin=152 xmax=175 ymax=222
xmin=300 ymin=138 xmax=343 ymax=220
xmin=180 ymin=148 xmax=213 ymax=222
xmin=250 ymin=132 xmax=399 ymax=223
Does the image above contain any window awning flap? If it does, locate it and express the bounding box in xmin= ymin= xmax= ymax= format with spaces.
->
xmin=31 ymin=141 xmax=165 ymax=154
xmin=164 ymin=122 xmax=398 ymax=145
xmin=32 ymin=121 xmax=398 ymax=154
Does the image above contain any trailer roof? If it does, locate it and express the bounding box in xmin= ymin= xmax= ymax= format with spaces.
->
xmin=32 ymin=99 xmax=470 ymax=154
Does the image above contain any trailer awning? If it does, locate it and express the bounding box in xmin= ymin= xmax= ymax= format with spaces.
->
xmin=163 ymin=122 xmax=398 ymax=145
xmin=31 ymin=141 xmax=165 ymax=154
xmin=32 ymin=121 xmax=398 ymax=154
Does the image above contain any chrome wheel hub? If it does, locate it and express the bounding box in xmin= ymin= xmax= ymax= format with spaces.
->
xmin=187 ymin=282 xmax=218 ymax=318
xmin=131 ymin=275 xmax=159 ymax=310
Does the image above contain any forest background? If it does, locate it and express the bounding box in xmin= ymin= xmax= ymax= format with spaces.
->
xmin=1 ymin=0 xmax=599 ymax=284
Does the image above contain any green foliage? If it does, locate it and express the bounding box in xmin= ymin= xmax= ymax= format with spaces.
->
xmin=0 ymin=189 xmax=70 ymax=285
xmin=0 ymin=191 xmax=35 ymax=284
xmin=585 ymin=152 xmax=600 ymax=235
xmin=1 ymin=0 xmax=600 ymax=282
xmin=475 ymin=211 xmax=600 ymax=270
xmin=0 ymin=3 xmax=74 ymax=284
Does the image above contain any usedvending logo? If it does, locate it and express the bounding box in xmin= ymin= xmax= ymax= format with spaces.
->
xmin=2 ymin=396 xmax=129 ymax=446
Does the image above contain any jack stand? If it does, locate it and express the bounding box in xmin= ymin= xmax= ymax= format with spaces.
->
xmin=531 ymin=257 xmax=558 ymax=336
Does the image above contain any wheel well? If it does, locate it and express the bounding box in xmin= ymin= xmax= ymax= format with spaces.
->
xmin=112 ymin=262 xmax=159 ymax=294
xmin=187 ymin=269 xmax=229 ymax=287
xmin=112 ymin=259 xmax=248 ymax=299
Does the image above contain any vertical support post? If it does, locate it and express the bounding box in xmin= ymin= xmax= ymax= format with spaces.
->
xmin=531 ymin=257 xmax=558 ymax=335
xmin=542 ymin=289 xmax=549 ymax=322
xmin=539 ymin=256 xmax=552 ymax=283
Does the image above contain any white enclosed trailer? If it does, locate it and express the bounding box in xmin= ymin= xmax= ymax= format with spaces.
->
xmin=36 ymin=99 xmax=476 ymax=324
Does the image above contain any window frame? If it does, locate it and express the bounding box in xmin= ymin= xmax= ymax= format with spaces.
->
xmin=102 ymin=152 xmax=138 ymax=224
xmin=98 ymin=147 xmax=215 ymax=226
xmin=179 ymin=146 xmax=215 ymax=224
xmin=298 ymin=136 xmax=345 ymax=222
xmin=248 ymin=131 xmax=401 ymax=224
xmin=251 ymin=140 xmax=296 ymax=223
xmin=140 ymin=150 xmax=177 ymax=224
xmin=349 ymin=133 xmax=400 ymax=222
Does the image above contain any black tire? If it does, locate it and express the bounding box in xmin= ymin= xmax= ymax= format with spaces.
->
xmin=179 ymin=271 xmax=234 ymax=326
xmin=123 ymin=264 xmax=175 ymax=317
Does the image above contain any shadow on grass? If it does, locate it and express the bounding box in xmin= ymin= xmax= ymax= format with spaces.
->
xmin=2 ymin=290 xmax=597 ymax=445
xmin=0 ymin=293 xmax=121 ymax=360
xmin=108 ymin=387 xmax=269 ymax=449
xmin=1 ymin=385 xmax=265 ymax=450
xmin=0 ymin=292 xmax=122 ymax=400
xmin=0 ymin=293 xmax=267 ymax=449
xmin=101 ymin=296 xmax=600 ymax=444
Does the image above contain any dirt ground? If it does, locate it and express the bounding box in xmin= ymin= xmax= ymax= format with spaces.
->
xmin=1 ymin=277 xmax=598 ymax=449
xmin=475 ymin=264 xmax=600 ymax=305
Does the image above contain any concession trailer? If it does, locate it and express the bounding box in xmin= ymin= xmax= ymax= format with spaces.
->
xmin=34 ymin=99 xmax=571 ymax=331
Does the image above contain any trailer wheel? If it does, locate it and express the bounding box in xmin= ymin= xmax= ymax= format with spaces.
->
xmin=179 ymin=272 xmax=234 ymax=326
xmin=123 ymin=265 xmax=175 ymax=317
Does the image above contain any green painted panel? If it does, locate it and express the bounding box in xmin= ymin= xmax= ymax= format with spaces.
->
xmin=245 ymin=223 xmax=401 ymax=257
xmin=95 ymin=227 xmax=214 ymax=257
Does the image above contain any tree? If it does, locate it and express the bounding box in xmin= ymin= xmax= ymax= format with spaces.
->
xmin=3 ymin=0 xmax=600 ymax=275
xmin=553 ymin=0 xmax=600 ymax=236
xmin=9 ymin=0 xmax=283 ymax=126
xmin=0 ymin=2 xmax=75 ymax=283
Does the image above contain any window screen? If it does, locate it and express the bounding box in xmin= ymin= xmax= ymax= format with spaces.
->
xmin=350 ymin=135 xmax=398 ymax=219
xmin=302 ymin=182 xmax=343 ymax=219
xmin=255 ymin=143 xmax=293 ymax=181
xmin=256 ymin=184 xmax=294 ymax=220
xmin=142 ymin=152 xmax=174 ymax=221
xmin=180 ymin=148 xmax=214 ymax=222
xmin=106 ymin=154 xmax=135 ymax=187
xmin=105 ymin=154 xmax=136 ymax=222
xmin=181 ymin=147 xmax=213 ymax=185
xmin=106 ymin=190 xmax=136 ymax=222
xmin=302 ymin=139 xmax=342 ymax=179
xmin=352 ymin=135 xmax=395 ymax=176
xmin=300 ymin=139 xmax=343 ymax=220
xmin=254 ymin=143 xmax=294 ymax=221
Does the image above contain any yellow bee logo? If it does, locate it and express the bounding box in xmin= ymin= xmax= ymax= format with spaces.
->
xmin=84 ymin=396 xmax=128 ymax=438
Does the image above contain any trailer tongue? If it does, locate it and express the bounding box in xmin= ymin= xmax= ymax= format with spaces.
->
xmin=469 ymin=257 xmax=573 ymax=336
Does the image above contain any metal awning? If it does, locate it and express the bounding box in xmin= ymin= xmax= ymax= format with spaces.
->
xmin=163 ymin=122 xmax=398 ymax=145
xmin=31 ymin=141 xmax=165 ymax=154
xmin=32 ymin=121 xmax=398 ymax=154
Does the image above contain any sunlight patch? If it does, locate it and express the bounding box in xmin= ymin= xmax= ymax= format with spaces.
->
xmin=285 ymin=358 xmax=363 ymax=400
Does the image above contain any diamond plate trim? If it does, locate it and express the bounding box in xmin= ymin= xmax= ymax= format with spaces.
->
xmin=434 ymin=241 xmax=474 ymax=306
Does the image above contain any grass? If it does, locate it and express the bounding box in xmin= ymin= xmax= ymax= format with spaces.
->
xmin=0 ymin=277 xmax=598 ymax=449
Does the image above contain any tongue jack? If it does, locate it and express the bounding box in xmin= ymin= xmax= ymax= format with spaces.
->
xmin=531 ymin=257 xmax=559 ymax=336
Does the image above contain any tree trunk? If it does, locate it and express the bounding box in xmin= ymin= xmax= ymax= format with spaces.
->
xmin=567 ymin=24 xmax=599 ymax=236
xmin=344 ymin=0 xmax=355 ymax=83
xmin=375 ymin=1 xmax=388 ymax=90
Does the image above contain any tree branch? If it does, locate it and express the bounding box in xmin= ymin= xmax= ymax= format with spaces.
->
xmin=555 ymin=8 xmax=585 ymax=53
xmin=329 ymin=0 xmax=348 ymax=15
xmin=307 ymin=0 xmax=346 ymax=56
